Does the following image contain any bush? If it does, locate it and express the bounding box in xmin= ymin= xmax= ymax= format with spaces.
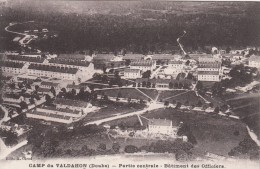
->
xmin=124 ymin=145 xmax=139 ymax=153
xmin=112 ymin=142 xmax=120 ymax=153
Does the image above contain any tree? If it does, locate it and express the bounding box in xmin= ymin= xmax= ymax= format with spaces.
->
xmin=164 ymin=101 xmax=169 ymax=106
xmin=112 ymin=142 xmax=120 ymax=153
xmin=45 ymin=94 xmax=52 ymax=105
xmin=124 ymin=145 xmax=138 ymax=153
xmin=209 ymin=102 xmax=214 ymax=108
xmin=29 ymin=97 xmax=35 ymax=105
xmin=175 ymin=102 xmax=182 ymax=109
xmin=214 ymin=106 xmax=220 ymax=113
xmin=35 ymin=85 xmax=39 ymax=91
xmin=169 ymin=82 xmax=173 ymax=89
xmin=125 ymin=59 xmax=131 ymax=66
xmin=175 ymin=150 xmax=189 ymax=161
xmin=185 ymin=60 xmax=190 ymax=66
xmin=20 ymin=101 xmax=28 ymax=110
xmin=50 ymin=86 xmax=56 ymax=96
xmin=197 ymin=100 xmax=202 ymax=107
xmin=97 ymin=143 xmax=106 ymax=151
xmin=142 ymin=70 xmax=151 ymax=78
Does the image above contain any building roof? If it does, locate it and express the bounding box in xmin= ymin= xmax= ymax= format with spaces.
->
xmin=66 ymin=84 xmax=86 ymax=90
xmin=198 ymin=62 xmax=221 ymax=68
xmin=124 ymin=69 xmax=141 ymax=73
xmin=29 ymin=110 xmax=71 ymax=120
xmin=169 ymin=60 xmax=183 ymax=64
xmin=41 ymin=81 xmax=60 ymax=87
xmin=198 ymin=71 xmax=219 ymax=75
xmin=37 ymin=88 xmax=51 ymax=93
xmin=130 ymin=60 xmax=155 ymax=67
xmin=28 ymin=64 xmax=78 ymax=74
xmin=49 ymin=58 xmax=90 ymax=67
xmin=21 ymin=52 xmax=42 ymax=56
xmin=122 ymin=54 xmax=144 ymax=60
xmin=151 ymin=54 xmax=176 ymax=60
xmin=53 ymin=98 xmax=89 ymax=108
xmin=249 ymin=55 xmax=260 ymax=62
xmin=0 ymin=61 xmax=24 ymax=68
xmin=94 ymin=54 xmax=115 ymax=60
xmin=40 ymin=105 xmax=81 ymax=115
xmin=7 ymin=55 xmax=45 ymax=63
xmin=58 ymin=54 xmax=86 ymax=60
xmin=148 ymin=118 xmax=172 ymax=127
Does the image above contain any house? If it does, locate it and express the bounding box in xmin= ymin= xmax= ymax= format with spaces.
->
xmin=0 ymin=61 xmax=26 ymax=75
xmin=122 ymin=54 xmax=144 ymax=61
xmin=130 ymin=60 xmax=156 ymax=72
xmin=148 ymin=118 xmax=173 ymax=135
xmin=53 ymin=98 xmax=93 ymax=114
xmin=3 ymin=93 xmax=24 ymax=104
xmin=249 ymin=55 xmax=260 ymax=69
xmin=124 ymin=69 xmax=142 ymax=79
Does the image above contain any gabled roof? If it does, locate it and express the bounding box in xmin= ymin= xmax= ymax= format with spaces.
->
xmin=124 ymin=69 xmax=141 ymax=73
xmin=198 ymin=71 xmax=219 ymax=75
xmin=148 ymin=118 xmax=172 ymax=127
xmin=58 ymin=54 xmax=86 ymax=60
xmin=0 ymin=61 xmax=24 ymax=68
xmin=41 ymin=81 xmax=60 ymax=87
xmin=122 ymin=54 xmax=144 ymax=60
xmin=130 ymin=60 xmax=155 ymax=66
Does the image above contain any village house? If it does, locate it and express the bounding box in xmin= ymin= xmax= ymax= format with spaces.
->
xmin=7 ymin=55 xmax=45 ymax=63
xmin=2 ymin=93 xmax=24 ymax=104
xmin=148 ymin=118 xmax=175 ymax=135
xmin=20 ymin=52 xmax=42 ymax=58
xmin=123 ymin=69 xmax=142 ymax=79
xmin=249 ymin=55 xmax=260 ymax=69
xmin=40 ymin=81 xmax=61 ymax=91
xmin=66 ymin=84 xmax=89 ymax=93
xmin=130 ymin=60 xmax=156 ymax=72
xmin=53 ymin=98 xmax=93 ymax=114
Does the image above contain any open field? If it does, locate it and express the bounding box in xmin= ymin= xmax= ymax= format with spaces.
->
xmin=82 ymin=103 xmax=146 ymax=123
xmin=104 ymin=108 xmax=249 ymax=157
xmin=95 ymin=88 xmax=149 ymax=101
xmin=157 ymin=90 xmax=187 ymax=101
xmin=164 ymin=91 xmax=206 ymax=105
xmin=137 ymin=88 xmax=159 ymax=100
xmin=227 ymin=94 xmax=260 ymax=137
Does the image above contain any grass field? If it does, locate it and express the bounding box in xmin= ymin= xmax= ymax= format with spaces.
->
xmin=227 ymin=94 xmax=260 ymax=137
xmin=137 ymin=88 xmax=159 ymax=100
xmin=163 ymin=91 xmax=205 ymax=105
xmin=95 ymin=88 xmax=149 ymax=100
xmin=157 ymin=90 xmax=187 ymax=101
xmin=82 ymin=103 xmax=146 ymax=123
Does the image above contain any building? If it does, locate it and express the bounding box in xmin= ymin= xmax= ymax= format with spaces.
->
xmin=124 ymin=69 xmax=141 ymax=79
xmin=0 ymin=61 xmax=26 ymax=75
xmin=40 ymin=81 xmax=61 ymax=90
xmin=249 ymin=55 xmax=260 ymax=69
xmin=21 ymin=53 xmax=42 ymax=58
xmin=197 ymin=57 xmax=221 ymax=82
xmin=148 ymin=118 xmax=173 ymax=135
xmin=130 ymin=60 xmax=156 ymax=72
xmin=197 ymin=71 xmax=220 ymax=81
xmin=168 ymin=60 xmax=184 ymax=73
xmin=26 ymin=109 xmax=73 ymax=124
xmin=7 ymin=55 xmax=45 ymax=63
xmin=28 ymin=63 xmax=79 ymax=81
xmin=53 ymin=98 xmax=93 ymax=114
xmin=3 ymin=93 xmax=24 ymax=104
xmin=66 ymin=84 xmax=88 ymax=93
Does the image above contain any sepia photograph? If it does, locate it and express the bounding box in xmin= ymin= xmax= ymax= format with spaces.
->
xmin=0 ymin=0 xmax=259 ymax=169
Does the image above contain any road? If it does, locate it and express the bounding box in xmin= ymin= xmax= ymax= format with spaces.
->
xmin=86 ymin=102 xmax=164 ymax=125
xmin=0 ymin=139 xmax=28 ymax=160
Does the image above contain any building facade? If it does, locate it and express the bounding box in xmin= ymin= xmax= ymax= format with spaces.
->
xmin=124 ymin=69 xmax=141 ymax=79
xmin=130 ymin=60 xmax=156 ymax=72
